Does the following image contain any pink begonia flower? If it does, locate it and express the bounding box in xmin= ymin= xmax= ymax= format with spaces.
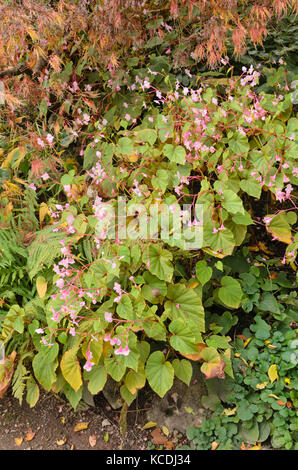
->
xmin=110 ymin=337 xmax=121 ymax=346
xmin=41 ymin=173 xmax=49 ymax=181
xmin=285 ymin=184 xmax=293 ymax=198
xmin=263 ymin=216 xmax=272 ymax=225
xmin=69 ymin=327 xmax=76 ymax=336
xmin=66 ymin=214 xmax=75 ymax=226
xmin=104 ymin=312 xmax=113 ymax=323
xmin=29 ymin=183 xmax=36 ymax=191
xmin=83 ymin=360 xmax=94 ymax=372
xmin=35 ymin=328 xmax=44 ymax=334
xmin=46 ymin=134 xmax=54 ymax=144
xmin=56 ymin=278 xmax=64 ymax=289
xmin=114 ymin=345 xmax=130 ymax=356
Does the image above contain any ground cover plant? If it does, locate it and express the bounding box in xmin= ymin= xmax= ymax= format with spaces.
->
xmin=0 ymin=0 xmax=297 ymax=450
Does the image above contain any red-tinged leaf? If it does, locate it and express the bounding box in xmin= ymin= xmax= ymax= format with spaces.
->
xmin=199 ymin=347 xmax=226 ymax=379
xmin=0 ymin=351 xmax=17 ymax=399
xmin=25 ymin=428 xmax=35 ymax=441
xmin=211 ymin=441 xmax=219 ymax=450
xmin=236 ymin=335 xmax=247 ymax=341
xmin=151 ymin=428 xmax=168 ymax=446
xmin=180 ymin=343 xmax=206 ymax=361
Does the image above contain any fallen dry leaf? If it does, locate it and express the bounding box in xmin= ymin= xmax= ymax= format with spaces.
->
xmin=249 ymin=442 xmax=262 ymax=450
xmin=211 ymin=441 xmax=219 ymax=450
xmin=165 ymin=441 xmax=175 ymax=450
xmin=89 ymin=434 xmax=97 ymax=447
xmin=56 ymin=438 xmax=67 ymax=446
xmin=101 ymin=419 xmax=111 ymax=427
xmin=142 ymin=421 xmax=157 ymax=430
xmin=25 ymin=429 xmax=35 ymax=441
xmin=14 ymin=437 xmax=23 ymax=447
xmin=161 ymin=425 xmax=169 ymax=437
xmin=151 ymin=428 xmax=168 ymax=446
xmin=240 ymin=442 xmax=247 ymax=450
xmin=74 ymin=421 xmax=89 ymax=432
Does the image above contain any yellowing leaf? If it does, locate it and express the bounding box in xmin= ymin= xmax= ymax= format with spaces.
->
xmin=268 ymin=364 xmax=278 ymax=384
xmin=25 ymin=429 xmax=35 ymax=441
xmin=211 ymin=441 xmax=219 ymax=450
xmin=223 ymin=406 xmax=237 ymax=416
xmin=27 ymin=28 xmax=39 ymax=42
xmin=36 ymin=275 xmax=47 ymax=298
xmin=74 ymin=422 xmax=89 ymax=432
xmin=56 ymin=439 xmax=67 ymax=446
xmin=60 ymin=348 xmax=82 ymax=392
xmin=15 ymin=437 xmax=23 ymax=446
xmin=249 ymin=442 xmax=262 ymax=450
xmin=268 ymin=393 xmax=279 ymax=400
xmin=162 ymin=426 xmax=169 ymax=437
xmin=39 ymin=202 xmax=50 ymax=226
xmin=243 ymin=337 xmax=252 ymax=348
xmin=142 ymin=421 xmax=157 ymax=430
xmin=188 ymin=281 xmax=199 ymax=289
xmin=256 ymin=382 xmax=268 ymax=390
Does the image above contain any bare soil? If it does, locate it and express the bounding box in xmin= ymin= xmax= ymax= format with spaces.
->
xmin=0 ymin=389 xmax=156 ymax=450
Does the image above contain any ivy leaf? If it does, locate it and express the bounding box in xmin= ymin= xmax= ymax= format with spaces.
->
xmin=145 ymin=351 xmax=174 ymax=398
xmin=206 ymin=335 xmax=231 ymax=350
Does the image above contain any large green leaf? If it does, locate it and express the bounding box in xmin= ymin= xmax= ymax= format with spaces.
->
xmin=85 ymin=364 xmax=107 ymax=395
xmin=32 ymin=344 xmax=59 ymax=391
xmin=218 ymin=276 xmax=243 ymax=309
xmin=163 ymin=144 xmax=186 ymax=164
xmin=221 ymin=190 xmax=244 ymax=214
xmin=172 ymin=359 xmax=192 ymax=385
xmin=195 ymin=260 xmax=212 ymax=286
xmin=164 ymin=284 xmax=205 ymax=333
xmin=169 ymin=319 xmax=198 ymax=354
xmin=144 ymin=244 xmax=173 ymax=282
xmin=145 ymin=351 xmax=174 ymax=398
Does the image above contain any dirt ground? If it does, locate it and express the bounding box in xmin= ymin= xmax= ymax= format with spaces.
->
xmin=0 ymin=388 xmax=190 ymax=451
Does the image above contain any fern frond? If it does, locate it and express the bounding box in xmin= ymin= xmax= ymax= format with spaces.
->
xmin=27 ymin=226 xmax=64 ymax=279
xmin=12 ymin=361 xmax=30 ymax=405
